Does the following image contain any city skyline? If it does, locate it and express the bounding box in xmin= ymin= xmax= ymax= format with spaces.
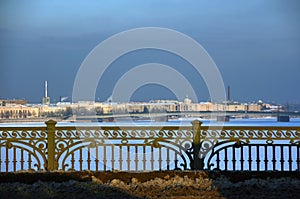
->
xmin=0 ymin=79 xmax=289 ymax=105
xmin=1 ymin=0 xmax=300 ymax=104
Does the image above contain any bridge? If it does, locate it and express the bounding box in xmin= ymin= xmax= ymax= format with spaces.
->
xmin=74 ymin=111 xmax=300 ymax=122
xmin=1 ymin=111 xmax=298 ymax=123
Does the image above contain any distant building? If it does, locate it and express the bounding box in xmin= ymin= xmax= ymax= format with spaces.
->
xmin=0 ymin=99 xmax=27 ymax=106
xmin=0 ymin=105 xmax=39 ymax=119
xmin=0 ymin=94 xmax=264 ymax=120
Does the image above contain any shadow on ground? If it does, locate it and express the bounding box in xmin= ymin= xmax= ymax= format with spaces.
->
xmin=1 ymin=171 xmax=300 ymax=199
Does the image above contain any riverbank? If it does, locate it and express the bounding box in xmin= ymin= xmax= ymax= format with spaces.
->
xmin=1 ymin=171 xmax=300 ymax=198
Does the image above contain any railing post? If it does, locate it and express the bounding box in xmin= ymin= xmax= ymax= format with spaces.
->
xmin=192 ymin=120 xmax=204 ymax=170
xmin=45 ymin=120 xmax=57 ymax=171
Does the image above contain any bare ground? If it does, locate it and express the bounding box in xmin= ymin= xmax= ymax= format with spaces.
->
xmin=0 ymin=171 xmax=300 ymax=199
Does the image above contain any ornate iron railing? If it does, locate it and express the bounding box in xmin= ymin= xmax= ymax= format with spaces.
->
xmin=197 ymin=124 xmax=300 ymax=171
xmin=0 ymin=120 xmax=299 ymax=172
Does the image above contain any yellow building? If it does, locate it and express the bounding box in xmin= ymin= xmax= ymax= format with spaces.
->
xmin=0 ymin=105 xmax=39 ymax=119
xmin=247 ymin=104 xmax=262 ymax=112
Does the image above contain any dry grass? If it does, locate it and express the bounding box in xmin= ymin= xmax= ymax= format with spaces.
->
xmin=1 ymin=171 xmax=300 ymax=199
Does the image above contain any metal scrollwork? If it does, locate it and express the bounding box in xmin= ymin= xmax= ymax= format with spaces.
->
xmin=1 ymin=123 xmax=299 ymax=172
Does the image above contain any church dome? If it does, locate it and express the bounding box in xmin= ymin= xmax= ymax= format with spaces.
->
xmin=183 ymin=97 xmax=192 ymax=104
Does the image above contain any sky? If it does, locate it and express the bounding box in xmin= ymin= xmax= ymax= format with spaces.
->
xmin=0 ymin=0 xmax=300 ymax=104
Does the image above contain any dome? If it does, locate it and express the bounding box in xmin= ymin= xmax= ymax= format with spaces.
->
xmin=184 ymin=97 xmax=192 ymax=104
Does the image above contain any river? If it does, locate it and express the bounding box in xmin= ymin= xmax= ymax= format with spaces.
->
xmin=1 ymin=117 xmax=300 ymax=127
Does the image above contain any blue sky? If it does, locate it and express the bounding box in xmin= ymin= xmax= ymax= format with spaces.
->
xmin=1 ymin=0 xmax=300 ymax=104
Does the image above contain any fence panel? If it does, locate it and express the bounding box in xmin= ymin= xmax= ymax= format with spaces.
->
xmin=55 ymin=126 xmax=194 ymax=171
xmin=0 ymin=126 xmax=48 ymax=172
xmin=199 ymin=126 xmax=300 ymax=171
